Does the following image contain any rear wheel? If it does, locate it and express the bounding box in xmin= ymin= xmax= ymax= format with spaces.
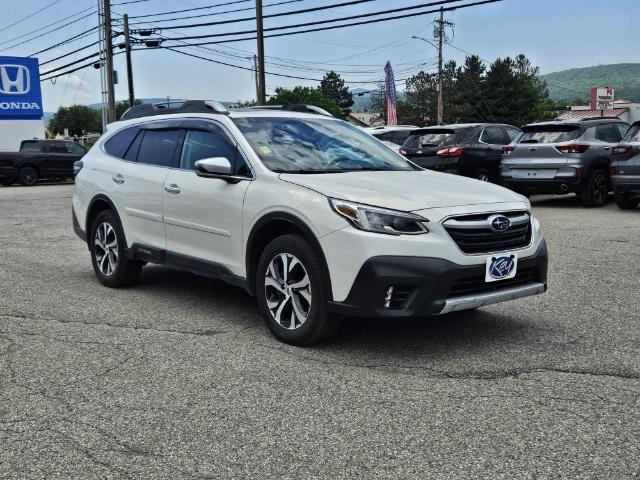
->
xmin=90 ymin=210 xmax=143 ymax=287
xmin=18 ymin=167 xmax=38 ymax=186
xmin=614 ymin=191 xmax=639 ymax=210
xmin=578 ymin=169 xmax=609 ymax=207
xmin=256 ymin=234 xmax=341 ymax=345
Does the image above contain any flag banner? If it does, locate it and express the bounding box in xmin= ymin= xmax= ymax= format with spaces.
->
xmin=384 ymin=61 xmax=397 ymax=126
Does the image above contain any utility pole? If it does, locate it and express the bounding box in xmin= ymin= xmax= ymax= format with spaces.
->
xmin=103 ymin=0 xmax=116 ymax=123
xmin=123 ymin=14 xmax=135 ymax=108
xmin=97 ymin=0 xmax=107 ymax=131
xmin=253 ymin=54 xmax=260 ymax=103
xmin=436 ymin=7 xmax=444 ymax=124
xmin=255 ymin=0 xmax=266 ymax=105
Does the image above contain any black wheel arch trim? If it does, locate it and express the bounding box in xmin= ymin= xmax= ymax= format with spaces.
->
xmin=85 ymin=194 xmax=127 ymax=249
xmin=245 ymin=211 xmax=333 ymax=298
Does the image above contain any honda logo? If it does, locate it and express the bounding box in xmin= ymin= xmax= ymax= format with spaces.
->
xmin=0 ymin=65 xmax=30 ymax=95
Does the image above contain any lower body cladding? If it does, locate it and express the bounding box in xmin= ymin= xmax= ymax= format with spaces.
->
xmin=327 ymin=241 xmax=548 ymax=319
xmin=611 ymin=175 xmax=640 ymax=196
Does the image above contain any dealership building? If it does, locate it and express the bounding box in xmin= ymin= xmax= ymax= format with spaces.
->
xmin=0 ymin=57 xmax=45 ymax=151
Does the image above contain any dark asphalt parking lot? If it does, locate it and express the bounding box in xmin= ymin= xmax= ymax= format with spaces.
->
xmin=0 ymin=184 xmax=639 ymax=479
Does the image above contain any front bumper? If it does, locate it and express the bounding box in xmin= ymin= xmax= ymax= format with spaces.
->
xmin=327 ymin=240 xmax=548 ymax=318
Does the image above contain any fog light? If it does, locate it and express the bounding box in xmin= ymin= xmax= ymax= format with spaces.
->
xmin=384 ymin=286 xmax=394 ymax=309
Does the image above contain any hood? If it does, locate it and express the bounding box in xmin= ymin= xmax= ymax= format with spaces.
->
xmin=280 ymin=170 xmax=525 ymax=211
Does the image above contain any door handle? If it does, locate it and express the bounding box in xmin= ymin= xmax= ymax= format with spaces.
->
xmin=164 ymin=184 xmax=181 ymax=194
xmin=603 ymin=146 xmax=611 ymax=150
xmin=112 ymin=174 xmax=125 ymax=184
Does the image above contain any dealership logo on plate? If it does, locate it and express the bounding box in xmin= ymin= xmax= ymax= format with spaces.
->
xmin=489 ymin=256 xmax=516 ymax=280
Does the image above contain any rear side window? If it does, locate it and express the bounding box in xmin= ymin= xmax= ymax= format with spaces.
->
xmin=20 ymin=141 xmax=41 ymax=152
xmin=104 ymin=127 xmax=139 ymax=158
xmin=595 ymin=124 xmax=620 ymax=143
xmin=47 ymin=142 xmax=68 ymax=153
xmin=623 ymin=125 xmax=640 ymax=143
xmin=615 ymin=123 xmax=629 ymax=139
xmin=480 ymin=126 xmax=506 ymax=145
xmin=519 ymin=126 xmax=580 ymax=144
xmin=66 ymin=142 xmax=86 ymax=155
xmin=505 ymin=127 xmax=521 ymax=142
xmin=136 ymin=129 xmax=181 ymax=167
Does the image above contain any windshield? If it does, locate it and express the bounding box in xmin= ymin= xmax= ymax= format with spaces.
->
xmin=233 ymin=117 xmax=414 ymax=173
xmin=402 ymin=128 xmax=468 ymax=149
xmin=519 ymin=126 xmax=580 ymax=144
xmin=623 ymin=125 xmax=640 ymax=143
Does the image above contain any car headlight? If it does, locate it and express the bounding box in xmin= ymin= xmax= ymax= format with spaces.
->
xmin=329 ymin=198 xmax=429 ymax=235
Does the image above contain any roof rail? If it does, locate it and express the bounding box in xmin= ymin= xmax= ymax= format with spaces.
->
xmin=241 ymin=104 xmax=334 ymax=117
xmin=119 ymin=100 xmax=229 ymax=121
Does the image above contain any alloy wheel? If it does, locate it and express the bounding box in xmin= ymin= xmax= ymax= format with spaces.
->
xmin=593 ymin=173 xmax=608 ymax=204
xmin=94 ymin=222 xmax=118 ymax=276
xmin=264 ymin=253 xmax=312 ymax=330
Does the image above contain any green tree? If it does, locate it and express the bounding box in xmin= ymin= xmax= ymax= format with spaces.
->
xmin=319 ymin=71 xmax=354 ymax=118
xmin=48 ymin=105 xmax=101 ymax=136
xmin=267 ymin=86 xmax=342 ymax=118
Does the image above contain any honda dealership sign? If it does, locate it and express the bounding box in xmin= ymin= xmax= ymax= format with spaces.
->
xmin=0 ymin=57 xmax=43 ymax=119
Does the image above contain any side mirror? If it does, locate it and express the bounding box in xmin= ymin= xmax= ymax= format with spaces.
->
xmin=195 ymin=157 xmax=232 ymax=176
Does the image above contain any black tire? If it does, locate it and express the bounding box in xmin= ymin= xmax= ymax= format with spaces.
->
xmin=614 ymin=191 xmax=639 ymax=210
xmin=17 ymin=167 xmax=38 ymax=186
xmin=89 ymin=209 xmax=143 ymax=288
xmin=578 ymin=169 xmax=609 ymax=207
xmin=0 ymin=178 xmax=14 ymax=186
xmin=255 ymin=234 xmax=341 ymax=346
xmin=473 ymin=168 xmax=491 ymax=182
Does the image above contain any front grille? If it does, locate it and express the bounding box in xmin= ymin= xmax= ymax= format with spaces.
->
xmin=448 ymin=266 xmax=539 ymax=297
xmin=443 ymin=211 xmax=532 ymax=254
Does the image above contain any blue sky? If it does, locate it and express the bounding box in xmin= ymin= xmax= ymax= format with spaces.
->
xmin=1 ymin=0 xmax=638 ymax=112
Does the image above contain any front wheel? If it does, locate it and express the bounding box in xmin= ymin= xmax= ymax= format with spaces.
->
xmin=90 ymin=210 xmax=143 ymax=288
xmin=578 ymin=169 xmax=609 ymax=207
xmin=256 ymin=234 xmax=341 ymax=345
xmin=614 ymin=191 xmax=639 ymax=210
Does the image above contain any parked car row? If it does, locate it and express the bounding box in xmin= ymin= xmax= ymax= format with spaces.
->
xmin=0 ymin=139 xmax=87 ymax=186
xmin=372 ymin=117 xmax=638 ymax=210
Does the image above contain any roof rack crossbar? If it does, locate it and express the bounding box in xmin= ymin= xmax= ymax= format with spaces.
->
xmin=120 ymin=100 xmax=229 ymax=121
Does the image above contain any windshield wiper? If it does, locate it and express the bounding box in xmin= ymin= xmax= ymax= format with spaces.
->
xmin=274 ymin=169 xmax=340 ymax=174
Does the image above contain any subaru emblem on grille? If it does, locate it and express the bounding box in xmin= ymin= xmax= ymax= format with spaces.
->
xmin=489 ymin=214 xmax=511 ymax=232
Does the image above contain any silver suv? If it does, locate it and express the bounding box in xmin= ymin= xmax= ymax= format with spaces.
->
xmin=500 ymin=118 xmax=628 ymax=207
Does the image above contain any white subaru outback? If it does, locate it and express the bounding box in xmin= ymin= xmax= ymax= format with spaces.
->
xmin=72 ymin=101 xmax=548 ymax=345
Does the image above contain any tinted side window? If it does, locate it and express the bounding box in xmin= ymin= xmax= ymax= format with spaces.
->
xmin=66 ymin=142 xmax=86 ymax=155
xmin=20 ymin=141 xmax=41 ymax=152
xmin=47 ymin=141 xmax=68 ymax=153
xmin=615 ymin=123 xmax=628 ymax=139
xmin=124 ymin=131 xmax=144 ymax=162
xmin=505 ymin=127 xmax=521 ymax=142
xmin=480 ymin=127 xmax=506 ymax=145
xmin=595 ymin=124 xmax=619 ymax=143
xmin=137 ymin=129 xmax=181 ymax=167
xmin=104 ymin=127 xmax=139 ymax=158
xmin=180 ymin=128 xmax=249 ymax=175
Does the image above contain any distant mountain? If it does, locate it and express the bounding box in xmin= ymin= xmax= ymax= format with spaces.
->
xmin=541 ymin=63 xmax=640 ymax=102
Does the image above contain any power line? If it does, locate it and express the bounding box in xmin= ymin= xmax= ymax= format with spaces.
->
xmin=0 ymin=6 xmax=95 ymax=47
xmin=40 ymin=41 xmax=100 ymax=66
xmin=158 ymin=0 xmax=502 ymax=42
xmin=1 ymin=14 xmax=97 ymax=52
xmin=128 ymin=0 xmax=305 ymax=25
xmin=0 ymin=0 xmax=64 ymax=34
xmin=29 ymin=28 xmax=99 ymax=57
xmin=128 ymin=0 xmax=252 ymax=19
xmin=157 ymin=0 xmax=379 ymax=30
